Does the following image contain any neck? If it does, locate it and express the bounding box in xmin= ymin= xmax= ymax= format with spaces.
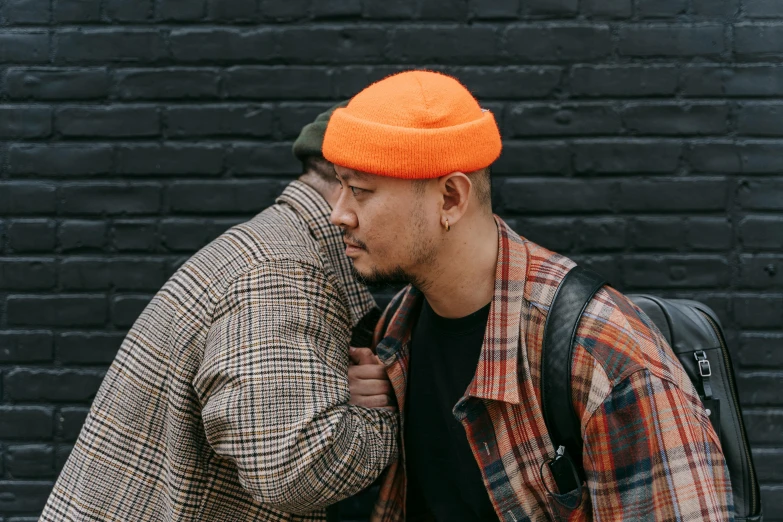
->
xmin=416 ymin=213 xmax=499 ymax=319
xmin=298 ymin=173 xmax=339 ymax=207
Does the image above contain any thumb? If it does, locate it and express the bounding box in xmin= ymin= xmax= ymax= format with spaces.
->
xmin=349 ymin=347 xmax=378 ymax=365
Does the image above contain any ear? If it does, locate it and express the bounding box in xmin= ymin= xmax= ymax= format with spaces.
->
xmin=438 ymin=172 xmax=472 ymax=227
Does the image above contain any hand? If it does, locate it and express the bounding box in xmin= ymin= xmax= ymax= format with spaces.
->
xmin=348 ymin=347 xmax=396 ymax=411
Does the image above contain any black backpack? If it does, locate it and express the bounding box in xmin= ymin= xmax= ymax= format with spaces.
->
xmin=541 ymin=266 xmax=762 ymax=522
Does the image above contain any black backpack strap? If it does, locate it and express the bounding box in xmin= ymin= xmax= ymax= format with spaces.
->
xmin=541 ymin=266 xmax=606 ymax=487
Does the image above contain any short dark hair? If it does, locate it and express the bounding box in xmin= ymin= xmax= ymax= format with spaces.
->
xmin=301 ymin=156 xmax=339 ymax=185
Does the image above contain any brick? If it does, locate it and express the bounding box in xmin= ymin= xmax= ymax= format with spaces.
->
xmin=0 ymin=259 xmax=57 ymax=290
xmin=506 ymin=103 xmax=620 ymax=137
xmin=56 ymin=106 xmax=160 ymax=138
xmin=111 ymin=221 xmax=159 ymax=252
xmin=6 ymin=67 xmax=109 ymax=100
xmin=619 ymin=178 xmax=727 ymax=211
xmin=226 ymin=143 xmax=300 ymax=175
xmin=54 ymin=0 xmax=101 ymax=22
xmin=170 ymin=28 xmax=274 ymax=63
xmin=390 ymin=27 xmax=496 ymax=63
xmin=56 ymin=444 xmax=74 ymax=473
xmin=581 ymin=0 xmax=631 ymax=18
xmin=311 ymin=0 xmax=362 ymax=18
xmin=333 ymin=65 xmax=409 ymax=98
xmin=524 ymin=0 xmax=577 ymax=16
xmin=169 ymin=180 xmax=287 ymax=214
xmin=0 ymin=332 xmax=53 ymax=363
xmin=492 ymin=141 xmax=570 ymax=174
xmin=0 ymin=407 xmax=53 ymax=439
xmin=622 ymin=103 xmax=728 ymax=136
xmin=275 ymin=102 xmax=333 ymax=139
xmin=630 ymin=217 xmax=685 ymax=250
xmin=740 ymin=216 xmax=783 ymax=250
xmin=166 ymin=105 xmax=273 ymax=138
xmin=738 ymin=102 xmax=783 ymax=136
xmin=498 ymin=178 xmax=614 ymax=214
xmin=505 ymin=25 xmax=612 ymax=62
xmin=636 ymin=0 xmax=687 ymax=18
xmin=106 ymin=0 xmax=153 ymax=21
xmin=6 ymin=445 xmax=55 ymax=479
xmin=571 ymin=255 xmax=622 ymax=285
xmin=623 ymin=255 xmax=729 ymax=289
xmin=361 ymin=0 xmax=416 ymax=18
xmin=735 ymin=23 xmax=783 ymax=56
xmin=58 ymin=258 xmax=111 ymax=290
xmin=0 ymin=106 xmax=51 ymax=139
xmin=112 ymin=294 xmax=153 ymax=327
xmin=570 ymin=65 xmax=677 ymax=97
xmin=745 ymin=0 xmax=783 ymax=17
xmin=469 ymin=0 xmax=519 ymax=19
xmin=573 ymin=140 xmax=681 ymax=174
xmin=738 ymin=179 xmax=783 ymax=211
xmin=7 ymin=295 xmax=107 ymax=327
xmin=57 ymin=29 xmax=166 ymax=63
xmin=57 ymin=407 xmax=88 ymax=441
xmin=686 ymin=218 xmax=732 ymax=251
xmin=753 ymin=448 xmax=783 ymax=482
xmin=116 ymin=144 xmax=223 ymax=175
xmin=0 ymin=31 xmax=49 ymax=63
xmin=737 ymin=142 xmax=783 ymax=173
xmin=578 ymin=218 xmax=627 ymax=252
xmin=58 ymin=220 xmax=107 ymax=252
xmin=57 ymin=332 xmax=124 ymax=365
xmin=419 ymin=0 xmax=469 ymax=19
xmin=61 ymin=183 xmax=161 ymax=215
xmin=207 ymin=0 xmax=257 ymax=21
xmin=691 ymin=0 xmax=737 ymax=16
xmin=258 ymin=0 xmax=310 ymax=21
xmin=7 ymin=220 xmax=56 ymax=252
xmin=115 ymin=68 xmax=220 ymax=100
xmin=454 ymin=66 xmax=561 ymax=99
xmin=0 ymin=481 xmax=53 ymax=513
xmin=1 ymin=0 xmax=50 ymax=24
xmin=617 ymin=24 xmax=725 ymax=57
xmin=687 ymin=142 xmax=739 ymax=172
xmin=682 ymin=65 xmax=783 ymax=97
xmin=514 ymin=218 xmax=575 ymax=251
xmin=6 ymin=368 xmax=105 ymax=402
xmin=734 ymin=295 xmax=783 ymax=328
xmin=160 ymin=218 xmax=236 ymax=251
xmin=157 ymin=0 xmax=206 ymax=20
xmin=738 ymin=373 xmax=783 ymax=405
xmin=740 ymin=333 xmax=783 ymax=368
xmin=0 ymin=182 xmax=57 ymax=215
xmin=739 ymin=254 xmax=783 ymax=289
xmin=8 ymin=144 xmax=113 ymax=176
xmin=224 ymin=66 xmax=333 ymax=100
xmin=280 ymin=28 xmax=387 ymax=65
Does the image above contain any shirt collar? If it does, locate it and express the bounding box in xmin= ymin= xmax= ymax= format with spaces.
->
xmin=276 ymin=180 xmax=376 ymax=328
xmin=378 ymin=216 xmax=528 ymax=405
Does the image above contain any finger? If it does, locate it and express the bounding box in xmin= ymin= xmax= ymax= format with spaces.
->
xmin=350 ymin=379 xmax=392 ymax=397
xmin=348 ymin=365 xmax=388 ymax=380
xmin=349 ymin=394 xmax=393 ymax=409
xmin=349 ymin=347 xmax=378 ymax=366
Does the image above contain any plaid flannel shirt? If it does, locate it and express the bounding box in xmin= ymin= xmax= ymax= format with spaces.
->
xmin=371 ymin=217 xmax=733 ymax=522
xmin=40 ymin=181 xmax=399 ymax=521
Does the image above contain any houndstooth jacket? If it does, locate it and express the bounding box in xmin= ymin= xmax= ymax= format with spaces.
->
xmin=40 ymin=181 xmax=400 ymax=521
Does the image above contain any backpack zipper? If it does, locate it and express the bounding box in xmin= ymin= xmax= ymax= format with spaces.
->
xmin=698 ymin=310 xmax=759 ymax=516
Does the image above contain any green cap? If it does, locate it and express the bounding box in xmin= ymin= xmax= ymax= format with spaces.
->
xmin=292 ymin=101 xmax=349 ymax=161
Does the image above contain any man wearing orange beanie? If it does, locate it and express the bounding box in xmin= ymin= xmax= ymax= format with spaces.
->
xmin=324 ymin=70 xmax=733 ymax=522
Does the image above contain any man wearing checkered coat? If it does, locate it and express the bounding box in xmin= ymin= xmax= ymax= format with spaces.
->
xmin=39 ymin=107 xmax=399 ymax=521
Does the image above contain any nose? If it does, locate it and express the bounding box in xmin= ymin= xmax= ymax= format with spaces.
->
xmin=330 ymin=188 xmax=358 ymax=230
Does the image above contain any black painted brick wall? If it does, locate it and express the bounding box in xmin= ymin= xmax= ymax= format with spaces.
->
xmin=0 ymin=0 xmax=782 ymax=519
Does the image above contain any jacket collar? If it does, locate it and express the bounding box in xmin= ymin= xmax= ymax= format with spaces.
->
xmin=276 ymin=180 xmax=376 ymax=328
xmin=379 ymin=216 xmax=528 ymax=405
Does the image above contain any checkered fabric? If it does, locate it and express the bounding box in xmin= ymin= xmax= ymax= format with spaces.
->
xmin=371 ymin=217 xmax=733 ymax=522
xmin=40 ymin=181 xmax=400 ymax=521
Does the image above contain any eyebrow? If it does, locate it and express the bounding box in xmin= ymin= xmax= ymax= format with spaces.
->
xmin=336 ymin=170 xmax=369 ymax=182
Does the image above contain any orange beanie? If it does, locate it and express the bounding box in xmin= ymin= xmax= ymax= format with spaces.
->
xmin=323 ymin=70 xmax=502 ymax=179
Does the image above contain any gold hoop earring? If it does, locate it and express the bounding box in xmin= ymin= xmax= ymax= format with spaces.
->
xmin=444 ymin=219 xmax=450 ymax=232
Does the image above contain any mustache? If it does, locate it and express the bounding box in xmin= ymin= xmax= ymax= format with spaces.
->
xmin=341 ymin=231 xmax=368 ymax=251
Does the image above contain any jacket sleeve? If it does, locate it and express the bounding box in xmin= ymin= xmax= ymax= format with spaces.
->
xmin=195 ymin=259 xmax=400 ymax=514
xmin=583 ymin=368 xmax=734 ymax=521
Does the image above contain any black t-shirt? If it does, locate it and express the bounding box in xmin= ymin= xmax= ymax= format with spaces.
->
xmin=405 ymin=299 xmax=498 ymax=522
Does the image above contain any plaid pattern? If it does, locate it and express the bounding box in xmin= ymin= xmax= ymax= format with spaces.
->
xmin=40 ymin=181 xmax=400 ymax=521
xmin=372 ymin=217 xmax=733 ymax=522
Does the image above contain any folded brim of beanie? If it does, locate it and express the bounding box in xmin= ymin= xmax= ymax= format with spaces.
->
xmin=323 ymin=107 xmax=502 ymax=179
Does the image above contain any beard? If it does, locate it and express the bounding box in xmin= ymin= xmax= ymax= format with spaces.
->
xmin=350 ymin=264 xmax=417 ymax=289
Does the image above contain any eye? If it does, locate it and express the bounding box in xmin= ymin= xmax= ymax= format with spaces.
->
xmin=349 ymin=186 xmax=364 ymax=196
